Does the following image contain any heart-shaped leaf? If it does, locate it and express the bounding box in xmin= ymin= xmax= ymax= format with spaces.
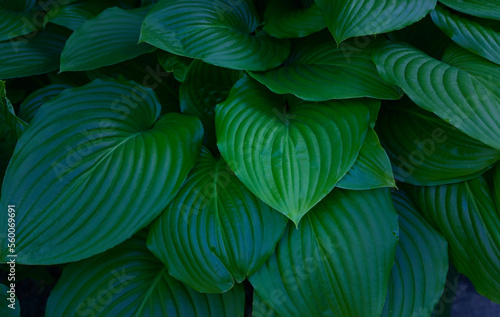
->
xmin=46 ymin=235 xmax=245 ymax=316
xmin=438 ymin=0 xmax=500 ymax=20
xmin=60 ymin=7 xmax=155 ymax=72
xmin=377 ymin=99 xmax=500 ymax=186
xmin=403 ymin=169 xmax=500 ymax=303
xmin=316 ymin=0 xmax=437 ymax=43
xmin=381 ymin=190 xmax=448 ymax=317
xmin=263 ymin=0 xmax=325 ymax=39
xmin=249 ymin=31 xmax=402 ymax=101
xmin=249 ymin=188 xmax=399 ymax=316
xmin=216 ymin=77 xmax=371 ymax=224
xmin=140 ymin=0 xmax=290 ymax=71
xmin=373 ymin=42 xmax=500 ymax=150
xmin=0 ymin=79 xmax=203 ymax=264
xmin=432 ymin=4 xmax=500 ymax=65
xmin=148 ymin=148 xmax=288 ymax=293
xmin=19 ymin=84 xmax=72 ymax=123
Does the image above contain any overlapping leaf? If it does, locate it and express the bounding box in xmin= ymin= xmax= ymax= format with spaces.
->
xmin=432 ymin=5 xmax=500 ymax=65
xmin=148 ymin=148 xmax=287 ymax=293
xmin=378 ymin=99 xmax=500 ymax=185
xmin=249 ymin=31 xmax=402 ymax=101
xmin=216 ymin=77 xmax=371 ymax=224
xmin=140 ymin=0 xmax=290 ymax=71
xmin=373 ymin=42 xmax=500 ymax=150
xmin=60 ymin=7 xmax=155 ymax=72
xmin=249 ymin=188 xmax=399 ymax=316
xmin=438 ymin=0 xmax=500 ymax=20
xmin=381 ymin=191 xmax=448 ymax=317
xmin=316 ymin=0 xmax=437 ymax=43
xmin=19 ymin=84 xmax=72 ymax=123
xmin=404 ymin=170 xmax=500 ymax=303
xmin=0 ymin=79 xmax=203 ymax=264
xmin=43 ymin=2 xmax=95 ymax=31
xmin=46 ymin=236 xmax=245 ymax=316
xmin=157 ymin=51 xmax=193 ymax=82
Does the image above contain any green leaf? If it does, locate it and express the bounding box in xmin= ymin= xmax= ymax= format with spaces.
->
xmin=157 ymin=51 xmax=193 ymax=82
xmin=249 ymin=188 xmax=399 ymax=316
xmin=180 ymin=60 xmax=241 ymax=153
xmin=373 ymin=41 xmax=500 ymax=151
xmin=0 ymin=81 xmax=27 ymax=139
xmin=0 ymin=6 xmax=39 ymax=41
xmin=248 ymin=31 xmax=402 ymax=101
xmin=43 ymin=2 xmax=96 ymax=31
xmin=0 ymin=79 xmax=203 ymax=265
xmin=438 ymin=0 xmax=500 ymax=20
xmin=60 ymin=7 xmax=156 ymax=72
xmin=216 ymin=77 xmax=371 ymax=224
xmin=337 ymin=128 xmax=396 ymax=190
xmin=147 ymin=148 xmax=288 ymax=293
xmin=0 ymin=25 xmax=70 ymax=79
xmin=381 ymin=190 xmax=448 ymax=317
xmin=432 ymin=264 xmax=460 ymax=317
xmin=432 ymin=5 xmax=500 ymax=65
xmin=377 ymin=99 xmax=500 ymax=186
xmin=0 ymin=284 xmax=19 ymax=317
xmin=19 ymin=84 xmax=72 ymax=123
xmin=263 ymin=0 xmax=325 ymax=39
xmin=140 ymin=0 xmax=290 ymax=71
xmin=316 ymin=0 xmax=437 ymax=43
xmin=46 ymin=236 xmax=245 ymax=316
xmin=403 ymin=170 xmax=500 ymax=303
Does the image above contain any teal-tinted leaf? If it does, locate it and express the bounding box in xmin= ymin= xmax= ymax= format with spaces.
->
xmin=381 ymin=190 xmax=448 ymax=317
xmin=46 ymin=236 xmax=245 ymax=317
xmin=249 ymin=188 xmax=399 ymax=316
xmin=147 ymin=148 xmax=288 ymax=293
xmin=60 ymin=7 xmax=156 ymax=72
xmin=337 ymin=128 xmax=396 ymax=190
xmin=157 ymin=51 xmax=193 ymax=82
xmin=252 ymin=292 xmax=277 ymax=317
xmin=0 ymin=284 xmax=19 ymax=317
xmin=140 ymin=0 xmax=290 ymax=71
xmin=403 ymin=171 xmax=500 ymax=303
xmin=0 ymin=6 xmax=39 ymax=41
xmin=216 ymin=77 xmax=371 ymax=224
xmin=0 ymin=79 xmax=203 ymax=264
xmin=438 ymin=0 xmax=500 ymax=20
xmin=0 ymin=25 xmax=70 ymax=79
xmin=263 ymin=0 xmax=325 ymax=39
xmin=316 ymin=0 xmax=437 ymax=43
xmin=377 ymin=99 xmax=500 ymax=186
xmin=180 ymin=60 xmax=241 ymax=153
xmin=19 ymin=84 xmax=72 ymax=123
xmin=43 ymin=2 xmax=95 ymax=31
xmin=373 ymin=42 xmax=500 ymax=150
xmin=432 ymin=264 xmax=460 ymax=317
xmin=249 ymin=31 xmax=402 ymax=101
xmin=432 ymin=5 xmax=500 ymax=65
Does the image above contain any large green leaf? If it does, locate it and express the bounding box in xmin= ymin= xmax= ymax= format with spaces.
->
xmin=216 ymin=77 xmax=371 ymax=224
xmin=438 ymin=0 xmax=500 ymax=20
xmin=140 ymin=0 xmax=290 ymax=71
xmin=180 ymin=60 xmax=241 ymax=153
xmin=60 ymin=7 xmax=156 ymax=72
xmin=263 ymin=0 xmax=325 ymax=39
xmin=0 ymin=284 xmax=19 ymax=317
xmin=0 ymin=25 xmax=70 ymax=79
xmin=373 ymin=42 xmax=500 ymax=150
xmin=381 ymin=190 xmax=448 ymax=317
xmin=0 ymin=79 xmax=203 ymax=265
xmin=46 ymin=236 xmax=245 ymax=316
xmin=377 ymin=98 xmax=500 ymax=186
xmin=147 ymin=148 xmax=288 ymax=293
xmin=432 ymin=5 xmax=500 ymax=65
xmin=43 ymin=2 xmax=96 ymax=31
xmin=19 ymin=84 xmax=72 ymax=123
xmin=316 ymin=0 xmax=437 ymax=44
xmin=403 ymin=170 xmax=500 ymax=303
xmin=249 ymin=31 xmax=402 ymax=101
xmin=249 ymin=188 xmax=399 ymax=316
xmin=336 ymin=128 xmax=396 ymax=190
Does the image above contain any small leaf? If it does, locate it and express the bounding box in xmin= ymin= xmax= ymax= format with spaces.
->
xmin=46 ymin=236 xmax=245 ymax=316
xmin=438 ymin=0 xmax=500 ymax=20
xmin=0 ymin=81 xmax=27 ymax=139
xmin=216 ymin=77 xmax=371 ymax=224
xmin=140 ymin=0 xmax=290 ymax=71
xmin=157 ymin=51 xmax=193 ymax=82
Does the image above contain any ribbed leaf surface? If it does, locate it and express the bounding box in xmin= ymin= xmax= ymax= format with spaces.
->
xmin=0 ymin=79 xmax=203 ymax=264
xmin=216 ymin=77 xmax=371 ymax=224
xmin=44 ymin=2 xmax=95 ymax=31
xmin=438 ymin=0 xmax=500 ymax=20
xmin=19 ymin=84 xmax=72 ymax=123
xmin=0 ymin=9 xmax=38 ymax=41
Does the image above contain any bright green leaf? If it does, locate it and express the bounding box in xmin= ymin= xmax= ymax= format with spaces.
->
xmin=0 ymin=79 xmax=203 ymax=265
xmin=438 ymin=0 xmax=500 ymax=20
xmin=147 ymin=148 xmax=288 ymax=293
xmin=140 ymin=0 xmax=290 ymax=71
xmin=19 ymin=84 xmax=72 ymax=123
xmin=216 ymin=77 xmax=371 ymax=224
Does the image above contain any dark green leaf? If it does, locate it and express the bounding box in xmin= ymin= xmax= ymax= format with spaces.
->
xmin=438 ymin=0 xmax=500 ymax=20
xmin=19 ymin=84 xmax=72 ymax=123
xmin=43 ymin=2 xmax=95 ymax=31
xmin=157 ymin=51 xmax=193 ymax=82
